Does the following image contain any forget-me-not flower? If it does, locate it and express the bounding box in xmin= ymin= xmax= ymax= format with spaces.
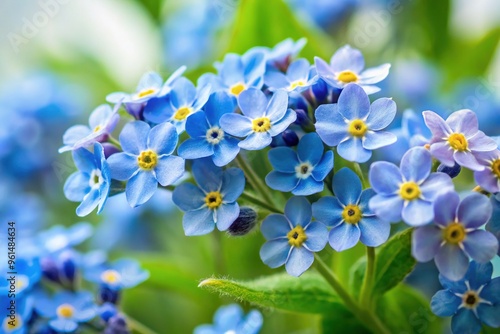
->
xmin=315 ymin=83 xmax=397 ymax=162
xmin=1 ymin=295 xmax=32 ymax=334
xmin=194 ymin=304 xmax=263 ymax=334
xmin=486 ymin=194 xmax=500 ymax=256
xmin=85 ymin=258 xmax=149 ymax=291
xmin=264 ymin=58 xmax=317 ymax=93
xmin=37 ymin=223 xmax=93 ymax=254
xmin=474 ymin=149 xmax=500 ymax=193
xmin=107 ymin=121 xmax=185 ymax=208
xmin=220 ymin=89 xmax=296 ymax=150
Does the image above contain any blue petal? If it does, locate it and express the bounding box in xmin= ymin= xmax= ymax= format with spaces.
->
xmin=287 ymin=59 xmax=310 ymax=81
xmin=285 ymin=246 xmax=314 ymax=277
xmin=438 ymin=274 xmax=467 ymax=294
xmin=119 ymin=121 xmax=150 ymax=155
xmin=212 ymin=137 xmax=240 ymax=167
xmin=402 ymin=199 xmax=434 ymax=226
xmin=76 ymin=188 xmax=100 ymax=217
xmin=238 ymin=88 xmax=268 ymax=119
xmin=178 ymin=138 xmax=214 ymax=160
xmin=365 ymin=98 xmax=397 ymax=130
xmin=329 ymin=223 xmax=361 ymax=251
xmin=268 ymin=108 xmax=296 ymax=137
xmin=126 ymin=171 xmax=158 ymax=207
xmin=420 ymin=173 xmax=454 ymax=202
xmin=400 ymin=147 xmax=432 ymax=183
xmin=60 ymin=125 xmax=91 ymax=151
xmin=292 ymin=178 xmax=324 ymax=196
xmin=155 ymin=155 xmax=185 ymax=186
xmin=358 ymin=64 xmax=391 ymax=84
xmin=435 ymin=243 xmax=469 ymax=281
xmin=337 ymin=83 xmax=370 ymax=120
xmin=467 ymin=261 xmax=493 ymax=291
xmin=368 ymin=161 xmax=402 ymax=194
xmin=358 ymin=216 xmax=390 ymax=247
xmin=430 ymin=290 xmax=461 ymax=317
xmin=213 ymin=304 xmax=243 ymax=330
xmin=411 ymin=225 xmax=442 ymax=262
xmin=303 ymin=222 xmax=328 ymax=252
xmin=337 ymin=137 xmax=372 ymax=163
xmin=204 ymin=92 xmax=236 ymax=125
xmin=137 ymin=71 xmax=163 ymax=91
xmin=215 ymin=202 xmax=239 ymax=231
xmin=314 ymin=104 xmax=348 ymax=146
xmin=312 ymin=196 xmax=344 ymax=227
xmin=72 ymin=147 xmax=95 ymax=173
xmin=260 ymin=239 xmax=290 ymax=268
xmin=170 ymin=77 xmax=196 ymax=108
xmin=314 ymin=56 xmax=339 ymax=88
xmin=261 ymin=214 xmax=292 ymax=240
xmin=266 ymin=90 xmax=289 ymax=122
xmin=462 ymin=230 xmax=498 ymax=263
xmin=451 ymin=309 xmax=482 ymax=334
xmin=219 ymin=113 xmax=253 ymax=137
xmin=221 ymin=168 xmax=245 ymax=202
xmin=264 ymin=71 xmax=289 ymax=90
xmin=143 ymin=95 xmax=171 ymax=123
xmin=358 ymin=188 xmax=376 ymax=214
xmin=330 ymin=45 xmax=364 ymax=73
xmin=191 ymin=160 xmax=223 ymax=193
xmin=148 ymin=122 xmax=178 ymax=155
xmin=297 ymin=133 xmax=323 ymax=165
xmin=172 ymin=183 xmax=205 ymax=211
xmin=333 ymin=168 xmax=362 ymax=205
xmin=265 ymin=171 xmax=299 ymax=192
xmin=457 ymin=193 xmax=492 ymax=228
xmin=107 ymin=153 xmax=139 ymax=181
xmin=478 ymin=304 xmax=500 ymax=328
xmin=311 ymin=151 xmax=334 ymax=182
xmin=64 ymin=172 xmax=90 ymax=201
xmin=362 ymin=131 xmax=397 ymax=150
xmin=183 ymin=208 xmax=215 ymax=236
xmin=220 ymin=54 xmax=245 ymax=86
xmin=268 ymin=147 xmax=299 ymax=172
xmin=481 ymin=277 xmax=500 ymax=304
xmin=49 ymin=319 xmax=78 ymax=333
xmin=284 ymin=196 xmax=312 ymax=227
xmin=239 ymin=132 xmax=272 ymax=150
xmin=185 ymin=111 xmax=210 ymax=137
xmin=368 ymin=194 xmax=404 ymax=223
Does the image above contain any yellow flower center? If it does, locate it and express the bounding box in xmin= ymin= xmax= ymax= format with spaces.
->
xmin=93 ymin=125 xmax=101 ymax=133
xmin=56 ymin=304 xmax=75 ymax=318
xmin=462 ymin=291 xmax=480 ymax=308
xmin=173 ymin=106 xmax=193 ymax=121
xmin=348 ymin=119 xmax=368 ymax=137
xmin=252 ymin=117 xmax=271 ymax=133
xmin=289 ymin=80 xmax=306 ymax=90
xmin=342 ymin=204 xmax=363 ymax=224
xmin=287 ymin=225 xmax=307 ymax=247
xmin=490 ymin=159 xmax=500 ymax=178
xmin=101 ymin=269 xmax=122 ymax=284
xmin=137 ymin=150 xmax=158 ymax=170
xmin=399 ymin=182 xmax=421 ymax=201
xmin=137 ymin=88 xmax=157 ymax=98
xmin=337 ymin=70 xmax=359 ymax=84
xmin=447 ymin=133 xmax=468 ymax=151
xmin=229 ymin=83 xmax=246 ymax=96
xmin=443 ymin=222 xmax=466 ymax=244
xmin=205 ymin=191 xmax=223 ymax=209
xmin=3 ymin=315 xmax=22 ymax=331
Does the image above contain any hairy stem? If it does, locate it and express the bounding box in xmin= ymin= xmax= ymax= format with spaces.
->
xmin=240 ymin=191 xmax=283 ymax=214
xmin=360 ymin=246 xmax=376 ymax=308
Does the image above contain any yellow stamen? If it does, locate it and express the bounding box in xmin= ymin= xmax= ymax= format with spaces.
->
xmin=289 ymin=80 xmax=306 ymax=90
xmin=56 ymin=304 xmax=75 ymax=318
xmin=137 ymin=88 xmax=156 ymax=98
xmin=337 ymin=70 xmax=358 ymax=84
xmin=443 ymin=223 xmax=466 ymax=244
xmin=399 ymin=182 xmax=421 ymax=201
xmin=448 ymin=133 xmax=468 ymax=151
xmin=137 ymin=150 xmax=158 ymax=170
xmin=252 ymin=117 xmax=271 ymax=133
xmin=173 ymin=106 xmax=192 ymax=121
xmin=93 ymin=125 xmax=102 ymax=133
xmin=462 ymin=291 xmax=480 ymax=308
xmin=205 ymin=191 xmax=223 ymax=209
xmin=348 ymin=119 xmax=368 ymax=137
xmin=229 ymin=83 xmax=246 ymax=96
xmin=287 ymin=225 xmax=307 ymax=247
xmin=101 ymin=269 xmax=122 ymax=284
xmin=342 ymin=204 xmax=363 ymax=224
xmin=491 ymin=159 xmax=500 ymax=178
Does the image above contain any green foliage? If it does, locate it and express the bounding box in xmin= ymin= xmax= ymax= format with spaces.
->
xmin=321 ymin=309 xmax=370 ymax=334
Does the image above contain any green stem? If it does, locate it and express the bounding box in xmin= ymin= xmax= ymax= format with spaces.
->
xmin=352 ymin=162 xmax=368 ymax=188
xmin=360 ymin=246 xmax=376 ymax=308
xmin=108 ymin=135 xmax=122 ymax=150
xmin=235 ymin=154 xmax=275 ymax=205
xmin=240 ymin=191 xmax=283 ymax=214
xmin=126 ymin=314 xmax=159 ymax=334
xmin=314 ymin=254 xmax=390 ymax=334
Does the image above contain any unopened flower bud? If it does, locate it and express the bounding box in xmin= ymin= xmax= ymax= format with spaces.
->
xmin=227 ymin=207 xmax=258 ymax=236
xmin=437 ymin=163 xmax=461 ymax=178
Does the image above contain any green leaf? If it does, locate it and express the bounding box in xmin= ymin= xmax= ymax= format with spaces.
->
xmin=372 ymin=228 xmax=416 ymax=297
xmin=199 ymin=272 xmax=347 ymax=314
xmin=225 ymin=0 xmax=333 ymax=60
xmin=321 ymin=309 xmax=370 ymax=334
xmin=417 ymin=0 xmax=450 ymax=58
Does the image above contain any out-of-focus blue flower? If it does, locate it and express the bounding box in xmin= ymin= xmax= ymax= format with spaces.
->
xmin=412 ymin=191 xmax=498 ymax=281
xmin=313 ymin=168 xmax=390 ymax=251
xmin=487 ymin=194 xmax=500 ymax=256
xmin=85 ymin=258 xmax=149 ymax=291
xmin=173 ymin=161 xmax=245 ymax=236
xmin=474 ymin=149 xmax=500 ymax=193
xmin=315 ymin=83 xmax=397 ymax=162
xmin=431 ymin=261 xmax=500 ymax=333
xmin=104 ymin=313 xmax=129 ymax=334
xmin=34 ymin=291 xmax=96 ymax=333
xmin=194 ymin=304 xmax=263 ymax=334
xmin=260 ymin=197 xmax=328 ymax=277
xmin=265 ymin=133 xmax=333 ymax=195
xmin=98 ymin=303 xmax=118 ymax=323
xmin=143 ymin=77 xmax=211 ymax=133
xmin=220 ymin=89 xmax=296 ymax=150
xmin=287 ymin=0 xmax=358 ymax=31
xmin=369 ymin=147 xmax=454 ymax=226
xmin=423 ymin=109 xmax=497 ymax=171
xmin=178 ymin=92 xmax=240 ymax=166
xmin=314 ymin=45 xmax=390 ymax=94
xmin=0 ymin=192 xmax=46 ymax=239
xmin=0 ymin=257 xmax=41 ymax=297
xmin=107 ymin=121 xmax=184 ymax=207
xmin=59 ymin=104 xmax=120 ymax=153
xmin=198 ymin=50 xmax=266 ymax=99
xmin=0 ymin=294 xmax=32 ymax=334
xmin=63 ymin=143 xmax=111 ymax=217
xmin=264 ymin=59 xmax=317 ymax=93
xmin=37 ymin=223 xmax=93 ymax=255
xmin=40 ymin=249 xmax=85 ymax=288
xmin=259 ymin=38 xmax=307 ymax=72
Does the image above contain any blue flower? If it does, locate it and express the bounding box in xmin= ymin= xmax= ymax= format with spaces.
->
xmin=194 ymin=304 xmax=263 ymax=334
xmin=261 ymin=38 xmax=307 ymax=71
xmin=474 ymin=149 xmax=500 ymax=193
xmin=264 ymin=58 xmax=317 ymax=93
xmin=313 ymin=168 xmax=390 ymax=251
xmin=260 ymin=197 xmax=328 ymax=277
xmin=0 ymin=257 xmax=41 ymax=297
xmin=412 ymin=191 xmax=498 ymax=281
xmin=265 ymin=133 xmax=333 ymax=195
xmin=368 ymin=147 xmax=455 ymax=226
xmin=143 ymin=77 xmax=211 ymax=133
xmin=34 ymin=291 xmax=97 ymax=333
xmin=219 ymin=89 xmax=296 ymax=150
xmin=315 ymin=83 xmax=397 ymax=162
xmin=178 ymin=92 xmax=240 ymax=166
xmin=431 ymin=261 xmax=500 ymax=334
xmin=85 ymin=258 xmax=149 ymax=290
xmin=63 ymin=143 xmax=111 ymax=217
xmin=107 ymin=121 xmax=185 ymax=207
xmin=37 ymin=223 xmax=93 ymax=254
xmin=487 ymin=194 xmax=500 ymax=256
xmin=172 ymin=160 xmax=245 ymax=236
xmin=314 ymin=45 xmax=390 ymax=94
xmin=1 ymin=294 xmax=32 ymax=334
xmin=59 ymin=104 xmax=120 ymax=153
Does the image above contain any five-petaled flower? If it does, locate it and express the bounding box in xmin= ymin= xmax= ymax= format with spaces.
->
xmin=85 ymin=258 xmax=149 ymax=291
xmin=264 ymin=58 xmax=318 ymax=93
xmin=474 ymin=149 xmax=500 ymax=193
xmin=193 ymin=304 xmax=263 ymax=334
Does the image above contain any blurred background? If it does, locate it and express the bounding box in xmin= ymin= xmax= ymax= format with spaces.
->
xmin=0 ymin=0 xmax=499 ymax=333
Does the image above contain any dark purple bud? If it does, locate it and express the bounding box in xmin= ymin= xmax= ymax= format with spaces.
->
xmin=437 ymin=163 xmax=461 ymax=178
xmin=41 ymin=257 xmax=60 ymax=283
xmin=331 ymin=87 xmax=342 ymax=104
xmin=105 ymin=315 xmax=130 ymax=334
xmin=294 ymin=109 xmax=311 ymax=127
xmin=227 ymin=207 xmax=258 ymax=236
xmin=99 ymin=303 xmax=118 ymax=323
xmin=102 ymin=143 xmax=120 ymax=158
xmin=99 ymin=285 xmax=121 ymax=304
xmin=282 ymin=130 xmax=299 ymax=146
xmin=59 ymin=250 xmax=77 ymax=283
xmin=311 ymin=78 xmax=329 ymax=102
xmin=124 ymin=102 xmax=145 ymax=120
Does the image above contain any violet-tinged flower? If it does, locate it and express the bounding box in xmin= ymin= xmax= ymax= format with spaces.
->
xmin=474 ymin=149 xmax=500 ymax=193
xmin=369 ymin=147 xmax=454 ymax=226
xmin=486 ymin=194 xmax=500 ymax=256
xmin=219 ymin=89 xmax=296 ymax=150
xmin=431 ymin=261 xmax=500 ymax=334
xmin=423 ymin=109 xmax=497 ymax=171
xmin=194 ymin=304 xmax=263 ymax=334
xmin=260 ymin=38 xmax=307 ymax=71
xmin=264 ymin=58 xmax=317 ymax=93
xmin=412 ymin=191 xmax=498 ymax=281
xmin=313 ymin=168 xmax=390 ymax=251
xmin=314 ymin=45 xmax=390 ymax=94
xmin=59 ymin=104 xmax=120 ymax=153
xmin=260 ymin=197 xmax=328 ymax=277
xmin=315 ymin=83 xmax=397 ymax=163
